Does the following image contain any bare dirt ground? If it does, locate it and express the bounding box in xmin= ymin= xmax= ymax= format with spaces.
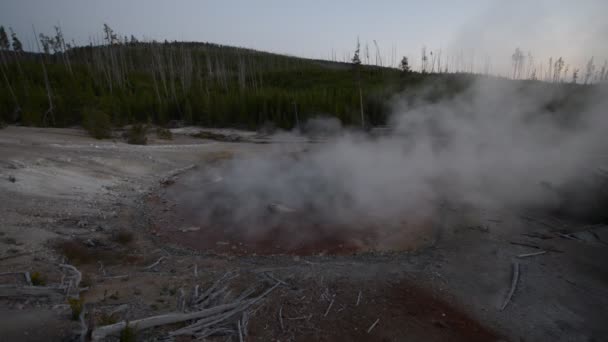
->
xmin=1 ymin=126 xmax=607 ymax=341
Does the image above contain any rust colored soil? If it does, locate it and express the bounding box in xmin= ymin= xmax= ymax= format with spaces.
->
xmin=247 ymin=279 xmax=500 ymax=342
xmin=147 ymin=193 xmax=437 ymax=256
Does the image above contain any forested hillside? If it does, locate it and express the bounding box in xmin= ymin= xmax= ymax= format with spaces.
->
xmin=0 ymin=25 xmax=478 ymax=130
xmin=0 ymin=25 xmax=593 ymax=131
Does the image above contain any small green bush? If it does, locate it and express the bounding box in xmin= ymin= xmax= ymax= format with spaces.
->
xmin=120 ymin=321 xmax=136 ymax=342
xmin=83 ymin=109 xmax=112 ymax=139
xmin=68 ymin=297 xmax=84 ymax=320
xmin=98 ymin=312 xmax=118 ymax=325
xmin=30 ymin=272 xmax=46 ymax=286
xmin=155 ymin=127 xmax=173 ymax=140
xmin=124 ymin=124 xmax=148 ymax=145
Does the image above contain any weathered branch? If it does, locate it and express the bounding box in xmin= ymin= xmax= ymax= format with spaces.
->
xmin=500 ymin=262 xmax=520 ymax=311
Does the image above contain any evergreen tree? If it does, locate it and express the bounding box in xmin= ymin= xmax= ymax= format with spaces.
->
xmin=352 ymin=37 xmax=364 ymax=127
xmin=9 ymin=28 xmax=23 ymax=52
xmin=0 ymin=26 xmax=9 ymax=50
xmin=39 ymin=34 xmax=52 ymax=55
xmin=399 ymin=56 xmax=411 ymax=73
xmin=351 ymin=39 xmax=361 ymax=66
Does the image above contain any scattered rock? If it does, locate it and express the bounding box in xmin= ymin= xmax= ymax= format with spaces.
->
xmin=267 ymin=202 xmax=296 ymax=214
xmin=8 ymin=175 xmax=16 ymax=183
xmin=77 ymin=220 xmax=88 ymax=228
xmin=179 ymin=226 xmax=201 ymax=232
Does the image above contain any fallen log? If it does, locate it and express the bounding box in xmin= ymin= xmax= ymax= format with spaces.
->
xmin=92 ymin=301 xmax=249 ymax=341
xmin=0 ymin=285 xmax=66 ymax=299
xmin=93 ymin=282 xmax=280 ymax=340
xmin=517 ymin=251 xmax=547 ymax=258
xmin=143 ymin=256 xmax=167 ymax=270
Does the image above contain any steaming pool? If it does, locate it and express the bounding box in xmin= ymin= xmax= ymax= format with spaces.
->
xmin=147 ymin=163 xmax=440 ymax=256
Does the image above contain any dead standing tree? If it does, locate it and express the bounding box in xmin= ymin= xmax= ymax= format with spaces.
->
xmin=352 ymin=37 xmax=365 ymax=129
xmin=32 ymin=26 xmax=55 ymax=126
xmin=584 ymin=57 xmax=596 ymax=84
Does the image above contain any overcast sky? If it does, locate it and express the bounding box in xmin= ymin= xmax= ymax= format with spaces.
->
xmin=2 ymin=0 xmax=606 ymax=75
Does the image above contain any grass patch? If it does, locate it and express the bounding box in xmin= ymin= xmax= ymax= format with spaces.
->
xmin=120 ymin=322 xmax=136 ymax=342
xmin=68 ymin=297 xmax=84 ymax=320
xmin=124 ymin=124 xmax=148 ymax=145
xmin=98 ymin=312 xmax=118 ymax=326
xmin=30 ymin=272 xmax=46 ymax=286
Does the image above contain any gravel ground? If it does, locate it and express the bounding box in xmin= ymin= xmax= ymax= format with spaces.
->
xmin=1 ymin=126 xmax=607 ymax=341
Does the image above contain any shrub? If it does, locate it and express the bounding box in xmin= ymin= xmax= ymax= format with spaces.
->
xmin=68 ymin=297 xmax=84 ymax=320
xmin=98 ymin=312 xmax=118 ymax=325
xmin=124 ymin=124 xmax=148 ymax=145
xmin=155 ymin=127 xmax=173 ymax=140
xmin=120 ymin=322 xmax=136 ymax=342
xmin=83 ymin=108 xmax=112 ymax=139
xmin=30 ymin=272 xmax=46 ymax=286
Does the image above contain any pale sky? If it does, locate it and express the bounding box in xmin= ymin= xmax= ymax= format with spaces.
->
xmin=1 ymin=0 xmax=607 ymax=75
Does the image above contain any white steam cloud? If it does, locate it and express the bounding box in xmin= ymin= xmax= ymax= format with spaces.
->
xmin=180 ymin=78 xmax=608 ymax=246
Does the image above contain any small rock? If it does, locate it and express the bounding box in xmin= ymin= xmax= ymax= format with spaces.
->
xmin=77 ymin=220 xmax=88 ymax=228
xmin=179 ymin=226 xmax=201 ymax=233
xmin=8 ymin=175 xmax=16 ymax=183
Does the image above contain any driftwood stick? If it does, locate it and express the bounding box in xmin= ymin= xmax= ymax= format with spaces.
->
xmin=356 ymin=291 xmax=362 ymax=306
xmin=323 ymin=299 xmax=335 ymax=317
xmin=97 ymin=261 xmax=106 ymax=276
xmin=171 ymin=307 xmax=242 ymax=335
xmin=509 ymin=241 xmax=563 ymax=253
xmin=59 ymin=264 xmax=82 ymax=289
xmin=109 ymin=304 xmax=129 ymax=315
xmin=178 ymin=288 xmax=186 ymax=312
xmin=196 ymin=272 xmax=234 ymax=304
xmin=92 ymin=301 xmax=248 ymax=341
xmin=103 ymin=274 xmax=129 ymax=280
xmin=238 ymin=319 xmax=244 ymax=342
xmin=143 ymin=256 xmax=167 ymax=270
xmin=265 ymin=272 xmax=289 ymax=287
xmin=79 ymin=304 xmax=88 ymax=342
xmin=500 ymin=262 xmax=520 ymax=311
xmin=0 ymin=285 xmax=66 ymax=298
xmin=517 ymin=251 xmax=547 ymax=258
xmin=241 ymin=311 xmax=249 ymax=336
xmin=193 ymin=285 xmax=199 ymax=301
xmin=367 ymin=318 xmax=380 ymax=333
xmin=24 ymin=272 xmax=32 ymax=286
xmin=106 ymin=282 xmax=280 ymax=340
xmin=173 ymin=283 xmax=278 ymax=336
